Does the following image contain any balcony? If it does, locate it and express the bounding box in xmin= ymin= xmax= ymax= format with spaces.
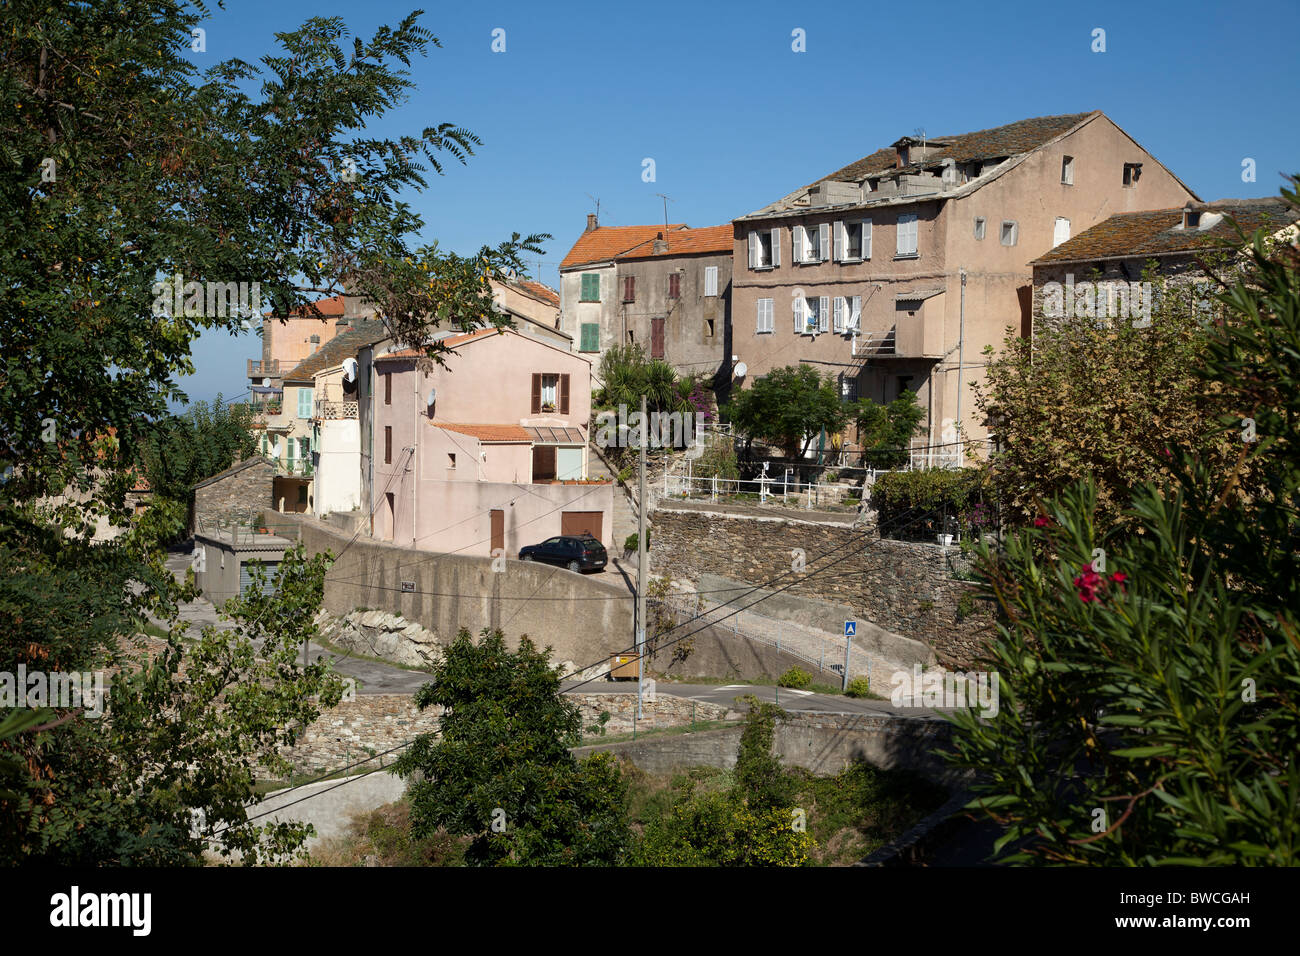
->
xmin=315 ymin=399 xmax=358 ymax=420
xmin=853 ymin=329 xmax=899 ymax=358
xmin=248 ymin=359 xmax=281 ymax=379
xmin=265 ymin=455 xmax=313 ymax=478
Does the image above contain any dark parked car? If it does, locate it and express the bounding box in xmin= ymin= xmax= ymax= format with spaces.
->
xmin=518 ymin=534 xmax=607 ymax=573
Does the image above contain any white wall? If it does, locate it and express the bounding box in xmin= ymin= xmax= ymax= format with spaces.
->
xmin=314 ymin=418 xmax=361 ymax=517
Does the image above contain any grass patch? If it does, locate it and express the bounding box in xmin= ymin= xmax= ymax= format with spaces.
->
xmin=310 ymin=798 xmax=468 ymax=867
xmin=253 ymin=764 xmax=387 ymax=798
xmin=579 ymin=718 xmax=738 ymax=747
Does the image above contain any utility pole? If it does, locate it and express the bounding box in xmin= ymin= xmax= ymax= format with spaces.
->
xmin=636 ymin=394 xmax=647 ymax=724
xmin=956 ymin=267 xmax=967 ymax=468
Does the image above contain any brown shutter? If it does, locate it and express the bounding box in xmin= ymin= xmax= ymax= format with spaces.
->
xmin=531 ymin=373 xmax=541 ymax=414
xmin=384 ymin=426 xmax=392 ymax=464
xmin=559 ymin=374 xmax=570 ymax=415
xmin=384 ymin=372 xmax=391 ymax=405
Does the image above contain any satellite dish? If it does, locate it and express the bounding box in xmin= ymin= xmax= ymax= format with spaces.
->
xmin=734 ymin=362 xmax=748 ymax=378
xmin=261 ymin=378 xmax=270 ymax=387
xmin=426 ymin=387 xmax=436 ymax=406
xmin=342 ymin=357 xmax=357 ymax=383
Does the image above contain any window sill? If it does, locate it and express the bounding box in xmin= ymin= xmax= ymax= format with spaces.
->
xmin=837 ymin=257 xmax=863 ymax=265
xmin=893 ymin=253 xmax=920 ymax=261
xmin=751 ymin=265 xmax=776 ymax=272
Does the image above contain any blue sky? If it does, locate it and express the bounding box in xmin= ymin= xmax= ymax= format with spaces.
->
xmin=174 ymin=0 xmax=1300 ymax=408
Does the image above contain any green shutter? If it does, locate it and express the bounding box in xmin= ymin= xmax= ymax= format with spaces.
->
xmin=580 ymin=323 xmax=599 ymax=352
xmin=581 ymin=273 xmax=599 ymax=301
xmin=297 ymin=387 xmax=313 ymax=418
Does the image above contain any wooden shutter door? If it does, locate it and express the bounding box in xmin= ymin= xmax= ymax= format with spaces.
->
xmin=651 ymin=317 xmax=665 ymax=359
xmin=531 ymin=373 xmax=541 ymax=413
xmin=559 ymin=374 xmax=570 ymax=414
xmin=490 ymin=509 xmax=505 ymax=553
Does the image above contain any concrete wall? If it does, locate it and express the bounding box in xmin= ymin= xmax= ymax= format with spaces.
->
xmin=313 ymin=418 xmax=361 ymax=517
xmin=293 ymin=513 xmax=637 ymax=662
xmin=559 ymin=262 xmax=616 ymax=357
xmin=612 ymin=251 xmax=732 ymax=379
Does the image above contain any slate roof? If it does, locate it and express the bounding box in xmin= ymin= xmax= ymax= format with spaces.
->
xmin=1032 ymin=199 xmax=1298 ymax=265
xmin=615 ymin=224 xmax=734 ymax=260
xmin=281 ymin=319 xmax=388 ymax=383
xmin=560 ymin=223 xmax=689 ymax=270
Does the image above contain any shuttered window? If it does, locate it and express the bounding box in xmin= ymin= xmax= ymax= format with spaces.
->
xmin=580 ymin=273 xmax=600 ymax=301
xmin=560 ymin=374 xmax=570 ymax=414
xmin=756 ymin=297 xmax=774 ymax=333
xmin=818 ymin=223 xmax=830 ymax=262
xmin=770 ymin=227 xmax=780 ymax=267
xmin=622 ymin=276 xmax=635 ymax=302
xmin=384 ymin=426 xmax=392 ymax=464
xmin=531 ymin=373 xmax=542 ymax=413
xmin=862 ymin=219 xmax=872 ymax=259
xmin=848 ymin=295 xmax=861 ymax=331
xmin=896 ymin=214 xmax=919 ymax=256
xmin=1053 ymin=217 xmax=1071 ymax=247
xmin=297 ymin=387 xmax=313 ymax=419
xmin=579 ymin=323 xmax=599 ymax=352
xmin=818 ymin=295 xmax=830 ymax=333
xmin=668 ymin=274 xmax=681 ymax=299
xmin=704 ymin=266 xmax=718 ymax=297
xmin=833 ymin=297 xmax=845 ymax=332
xmin=384 ymin=372 xmax=391 ymax=405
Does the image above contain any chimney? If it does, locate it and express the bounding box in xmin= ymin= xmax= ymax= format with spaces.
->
xmin=586 ymin=213 xmax=598 ymax=233
xmin=653 ymin=231 xmax=668 ymax=254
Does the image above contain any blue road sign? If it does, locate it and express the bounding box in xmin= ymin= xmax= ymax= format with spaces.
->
xmin=845 ymin=621 xmax=856 ymax=638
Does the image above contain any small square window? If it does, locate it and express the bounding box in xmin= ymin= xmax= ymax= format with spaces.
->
xmin=448 ymin=453 xmax=456 ymax=468
xmin=1000 ymin=221 xmax=1018 ymax=246
xmin=705 ymin=318 xmax=715 ymax=337
xmin=1061 ymin=156 xmax=1074 ymax=185
xmin=622 ymin=276 xmax=635 ymax=303
xmin=580 ymin=273 xmax=601 ymax=302
xmin=1123 ymin=162 xmax=1142 ymax=187
xmin=974 ymin=217 xmax=986 ymax=240
xmin=668 ymin=273 xmax=681 ymax=299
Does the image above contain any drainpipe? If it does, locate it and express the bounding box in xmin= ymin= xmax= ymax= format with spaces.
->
xmin=956 ymin=268 xmax=967 ymax=468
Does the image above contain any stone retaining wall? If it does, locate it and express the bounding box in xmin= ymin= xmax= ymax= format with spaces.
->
xmin=649 ymin=510 xmax=992 ymax=667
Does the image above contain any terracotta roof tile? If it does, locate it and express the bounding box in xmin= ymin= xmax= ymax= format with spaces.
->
xmin=1032 ymin=199 xmax=1298 ymax=264
xmin=512 ymin=279 xmax=560 ymax=308
xmin=615 ymin=224 xmax=734 ymax=260
xmin=373 ymin=327 xmax=506 ymax=361
xmin=560 ymin=223 xmax=688 ymax=270
xmin=432 ymin=422 xmax=532 ymax=442
xmin=282 ymin=319 xmax=388 ymax=382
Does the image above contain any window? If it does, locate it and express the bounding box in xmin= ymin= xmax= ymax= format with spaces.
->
xmin=448 ymin=453 xmax=456 ymax=468
xmin=794 ymin=295 xmax=830 ymax=334
xmin=1053 ymin=217 xmax=1071 ymax=247
xmin=756 ymin=297 xmax=774 ymax=333
xmin=580 ymin=273 xmax=600 ymax=301
xmin=297 ymin=387 xmax=313 ymax=419
xmin=531 ymin=373 xmax=571 ymax=414
xmin=622 ymin=276 xmax=635 ymax=303
xmin=748 ymin=228 xmax=780 ymax=269
xmin=383 ymin=372 xmax=391 ymax=405
xmin=974 ymin=217 xmax=986 ymax=240
xmin=896 ymin=214 xmax=919 ymax=257
xmin=627 ymin=330 xmax=635 ymax=344
xmin=1184 ymin=211 xmax=1202 ymax=229
xmin=862 ymin=219 xmax=872 ymax=259
xmin=703 ymin=266 xmax=718 ymax=297
xmin=1000 ymin=220 xmax=1018 ymax=246
xmin=579 ymin=322 xmax=599 ymax=352
xmin=833 ymin=295 xmax=861 ymax=333
xmin=668 ymin=273 xmax=681 ymax=299
xmin=835 ymin=221 xmax=867 ymax=261
xmin=793 ymin=223 xmax=828 ymax=263
xmin=1061 ymin=155 xmax=1074 ymax=185
xmin=705 ymin=318 xmax=715 ymax=337
xmin=299 ymin=436 xmax=310 ymax=461
xmin=384 ymin=426 xmax=392 ymax=464
xmin=1123 ymin=162 xmax=1142 ymax=187
xmin=540 ymin=374 xmax=558 ymax=409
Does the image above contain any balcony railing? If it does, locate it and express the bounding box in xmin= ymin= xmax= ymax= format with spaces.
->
xmin=248 ymin=359 xmax=281 ymax=378
xmin=853 ymin=330 xmax=897 ymax=358
xmin=315 ymin=399 xmax=358 ymax=420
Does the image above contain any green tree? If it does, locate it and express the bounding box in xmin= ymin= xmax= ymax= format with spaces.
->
xmin=138 ymin=395 xmax=257 ymax=504
xmin=854 ymin=389 xmax=926 ymax=468
xmin=724 ymin=365 xmax=846 ymax=458
xmin=0 ymin=3 xmax=544 ymax=864
xmin=946 ymin=181 xmax=1300 ymax=865
xmin=393 ymin=628 xmax=630 ymax=866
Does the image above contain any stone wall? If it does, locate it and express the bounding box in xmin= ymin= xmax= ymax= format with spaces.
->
xmin=193 ymin=457 xmax=275 ymax=531
xmin=649 ymin=510 xmax=991 ymax=667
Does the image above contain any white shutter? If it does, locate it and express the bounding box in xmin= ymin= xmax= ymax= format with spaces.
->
xmin=833 ymin=296 xmax=845 ymax=332
xmin=748 ymin=231 xmax=758 ymax=269
xmin=756 ymin=299 xmax=763 ymax=332
xmin=1053 ymin=217 xmax=1071 ymax=247
xmin=704 ymin=266 xmax=718 ymax=297
xmin=850 ymin=295 xmax=861 ymax=329
xmin=819 ymin=296 xmax=830 ymax=332
xmin=819 ymin=223 xmax=831 ymax=262
xmin=833 ymin=221 xmax=845 ymax=261
xmin=793 ymin=295 xmax=803 ymax=333
xmin=862 ymin=219 xmax=872 ymax=259
xmin=793 ymin=226 xmax=804 ymax=263
xmin=771 ymin=227 xmax=780 ymax=266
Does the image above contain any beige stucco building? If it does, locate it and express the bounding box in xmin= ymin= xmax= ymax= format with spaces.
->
xmin=729 ymin=110 xmax=1198 ymax=464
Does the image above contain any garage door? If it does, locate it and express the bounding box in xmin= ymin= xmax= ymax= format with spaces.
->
xmin=239 ymin=560 xmax=281 ymax=597
xmin=561 ymin=511 xmax=602 ymax=541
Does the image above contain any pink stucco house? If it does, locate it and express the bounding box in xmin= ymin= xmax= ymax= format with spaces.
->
xmin=360 ymin=326 xmax=613 ymax=557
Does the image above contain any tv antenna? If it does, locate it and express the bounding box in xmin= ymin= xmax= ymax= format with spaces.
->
xmin=585 ymin=193 xmax=601 ymax=222
xmin=654 ymin=193 xmax=674 ymax=233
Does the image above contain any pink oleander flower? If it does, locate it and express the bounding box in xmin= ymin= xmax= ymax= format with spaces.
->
xmin=1034 ymin=515 xmax=1051 ymax=528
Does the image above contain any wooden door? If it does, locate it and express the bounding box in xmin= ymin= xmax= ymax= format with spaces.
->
xmin=561 ymin=511 xmax=603 ymax=542
xmin=532 ymin=445 xmax=556 ymax=482
xmin=490 ymin=509 xmax=505 ymax=553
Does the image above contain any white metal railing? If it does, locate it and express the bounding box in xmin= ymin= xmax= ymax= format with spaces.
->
xmin=852 ymin=329 xmax=896 ymax=357
xmin=662 ymin=472 xmax=857 ymax=510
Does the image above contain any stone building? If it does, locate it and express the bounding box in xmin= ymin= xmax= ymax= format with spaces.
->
xmin=728 ymin=110 xmax=1198 ymax=464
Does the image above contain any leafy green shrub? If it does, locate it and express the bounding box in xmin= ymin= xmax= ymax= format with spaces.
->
xmin=616 ymin=465 xmax=633 ymax=483
xmin=955 ymin=591 xmax=976 ymax=621
xmin=869 ymin=467 xmax=987 ymax=541
xmin=854 ymin=389 xmax=926 ymax=469
xmin=777 ymin=667 xmax=812 ymax=689
xmin=624 ymin=531 xmax=649 ymax=553
xmin=845 ymin=677 xmax=874 ymax=699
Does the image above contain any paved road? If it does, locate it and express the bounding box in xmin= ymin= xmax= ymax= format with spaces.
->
xmin=562 ymin=679 xmax=946 ymax=719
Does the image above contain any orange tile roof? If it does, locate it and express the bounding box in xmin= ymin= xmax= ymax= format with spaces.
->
xmin=287 ymin=294 xmax=347 ymax=318
xmin=560 ymin=223 xmax=689 ymax=270
xmin=512 ymin=279 xmax=560 ymax=308
xmin=374 ymin=327 xmax=507 ymax=361
xmin=616 ymin=224 xmax=734 ymax=260
xmin=432 ymin=422 xmax=532 ymax=442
